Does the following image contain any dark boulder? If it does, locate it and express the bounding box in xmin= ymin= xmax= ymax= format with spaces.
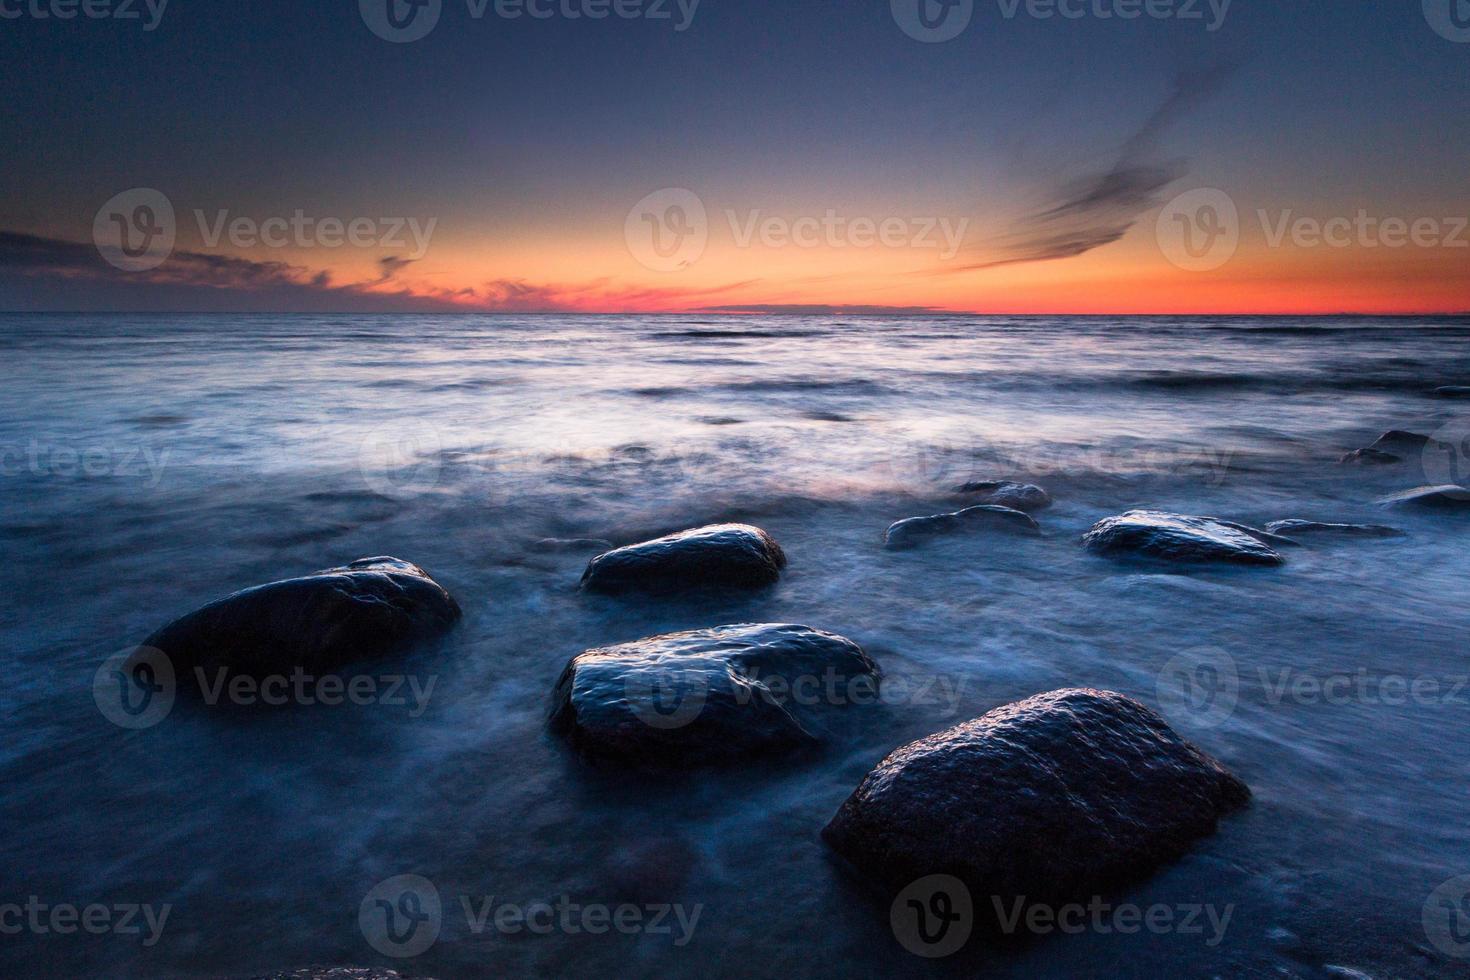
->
xmin=580 ymin=524 xmax=785 ymax=595
xmin=822 ymin=689 xmax=1249 ymax=918
xmin=1082 ymin=511 xmax=1287 ymax=566
xmin=550 ymin=623 xmax=878 ymax=765
xmin=955 ymin=481 xmax=1053 ymax=512
xmin=1378 ymin=485 xmax=1470 ymax=509
xmin=884 ymin=505 xmax=1040 ymax=551
xmin=1264 ymin=520 xmax=1404 ymax=538
xmin=139 ymin=557 xmax=460 ymax=678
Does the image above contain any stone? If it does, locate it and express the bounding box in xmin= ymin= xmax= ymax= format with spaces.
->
xmin=822 ymin=689 xmax=1249 ymax=918
xmin=884 ymin=505 xmax=1041 ymax=551
xmin=580 ymin=524 xmax=786 ymax=594
xmin=1082 ymin=511 xmax=1286 ymax=565
xmin=139 ymin=557 xmax=460 ymax=678
xmin=549 ymin=623 xmax=878 ymax=765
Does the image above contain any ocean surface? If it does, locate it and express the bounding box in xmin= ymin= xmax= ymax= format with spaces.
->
xmin=3 ymin=312 xmax=1470 ymax=979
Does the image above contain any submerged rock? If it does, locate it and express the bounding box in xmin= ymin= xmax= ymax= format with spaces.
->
xmin=1264 ymin=520 xmax=1404 ymax=538
xmin=1368 ymin=430 xmax=1432 ymax=454
xmin=822 ymin=689 xmax=1249 ymax=916
xmin=580 ymin=524 xmax=786 ymax=594
xmin=529 ymin=537 xmax=614 ymax=554
xmin=1378 ymin=485 xmax=1470 ymax=509
xmin=251 ymin=971 xmax=429 ymax=980
xmin=139 ymin=557 xmax=460 ymax=678
xmin=1434 ymin=386 xmax=1470 ymax=398
xmin=884 ymin=505 xmax=1040 ymax=551
xmin=549 ymin=623 xmax=878 ymax=765
xmin=955 ymin=481 xmax=1053 ymax=512
xmin=1082 ymin=511 xmax=1287 ymax=566
xmin=1339 ymin=448 xmax=1401 ymax=466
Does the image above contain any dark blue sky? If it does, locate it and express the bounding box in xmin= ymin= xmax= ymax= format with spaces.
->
xmin=1 ymin=0 xmax=1466 ymax=312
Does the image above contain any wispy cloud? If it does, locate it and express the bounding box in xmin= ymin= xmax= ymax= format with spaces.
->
xmin=948 ymin=64 xmax=1237 ymax=273
xmin=0 ymin=231 xmax=762 ymax=313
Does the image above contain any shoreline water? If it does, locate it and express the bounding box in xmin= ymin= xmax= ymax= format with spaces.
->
xmin=2 ymin=313 xmax=1468 ymax=978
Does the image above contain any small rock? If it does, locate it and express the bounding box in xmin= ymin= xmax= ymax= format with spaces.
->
xmin=1434 ymin=386 xmax=1470 ymax=398
xmin=884 ymin=505 xmax=1040 ymax=551
xmin=1264 ymin=520 xmax=1404 ymax=538
xmin=822 ymin=689 xmax=1249 ymax=916
xmin=1378 ymin=485 xmax=1470 ymax=509
xmin=138 ymin=558 xmax=460 ymax=679
xmin=580 ymin=524 xmax=786 ymax=595
xmin=955 ymin=481 xmax=1053 ymax=512
xmin=1340 ymin=448 xmax=1402 ymax=466
xmin=549 ymin=623 xmax=878 ymax=765
xmin=530 ymin=537 xmax=614 ymax=554
xmin=1082 ymin=511 xmax=1286 ymax=566
xmin=249 ymin=972 xmax=428 ymax=980
xmin=1368 ymin=430 xmax=1432 ymax=454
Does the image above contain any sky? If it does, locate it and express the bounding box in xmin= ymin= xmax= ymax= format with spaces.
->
xmin=0 ymin=0 xmax=1466 ymax=314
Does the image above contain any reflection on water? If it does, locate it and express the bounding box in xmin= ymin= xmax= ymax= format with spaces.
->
xmin=2 ymin=313 xmax=1469 ymax=978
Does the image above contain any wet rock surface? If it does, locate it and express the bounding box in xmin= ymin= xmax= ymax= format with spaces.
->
xmin=139 ymin=557 xmax=461 ymax=678
xmin=1378 ymin=485 xmax=1470 ymax=509
xmin=822 ymin=689 xmax=1250 ymax=914
xmin=1340 ymin=448 xmax=1402 ymax=466
xmin=580 ymin=524 xmax=786 ymax=594
xmin=1265 ymin=520 xmax=1404 ymax=538
xmin=884 ymin=505 xmax=1041 ymax=550
xmin=954 ymin=481 xmax=1053 ymax=512
xmin=1082 ymin=511 xmax=1287 ymax=565
xmin=1434 ymin=386 xmax=1470 ymax=398
xmin=250 ymin=971 xmax=430 ymax=980
xmin=550 ymin=623 xmax=878 ymax=766
xmin=1370 ymin=430 xmax=1433 ymax=452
